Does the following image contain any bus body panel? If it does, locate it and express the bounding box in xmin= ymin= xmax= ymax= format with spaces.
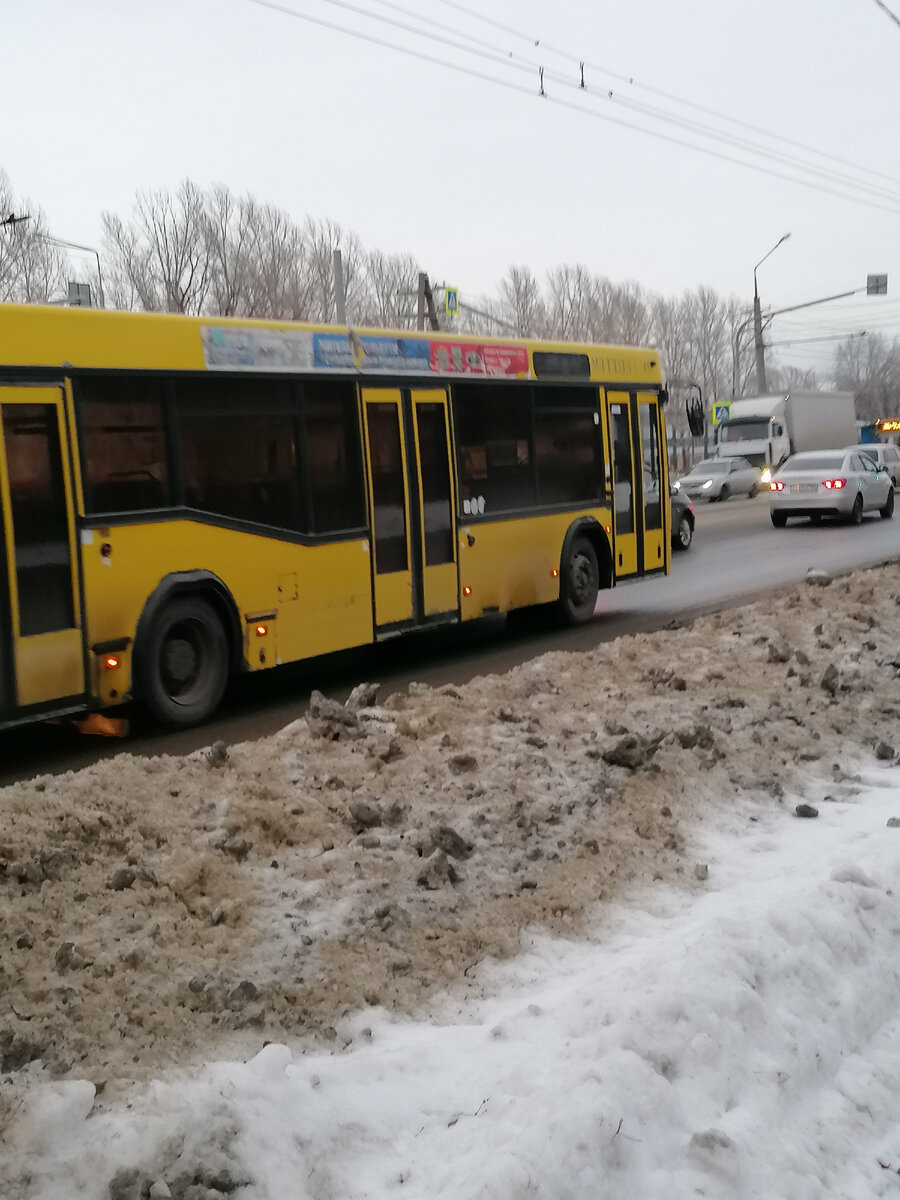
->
xmin=81 ymin=521 xmax=375 ymax=700
xmin=457 ymin=508 xmax=611 ymax=620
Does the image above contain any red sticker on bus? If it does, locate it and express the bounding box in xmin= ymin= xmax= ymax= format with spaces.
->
xmin=429 ymin=342 xmax=528 ymax=377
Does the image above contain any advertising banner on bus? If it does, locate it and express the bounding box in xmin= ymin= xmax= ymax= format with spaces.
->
xmin=202 ymin=327 xmax=531 ymax=379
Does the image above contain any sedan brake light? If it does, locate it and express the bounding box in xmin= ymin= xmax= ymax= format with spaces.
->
xmin=822 ymin=478 xmax=846 ymax=490
xmin=770 ymin=481 xmax=785 ymax=492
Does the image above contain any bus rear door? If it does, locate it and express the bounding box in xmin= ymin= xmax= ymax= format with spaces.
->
xmin=0 ymin=387 xmax=85 ymax=722
xmin=637 ymin=391 xmax=668 ymax=574
xmin=362 ymin=387 xmax=458 ymax=634
xmin=606 ymin=389 xmax=668 ymax=579
xmin=607 ymin=391 xmax=638 ymax=577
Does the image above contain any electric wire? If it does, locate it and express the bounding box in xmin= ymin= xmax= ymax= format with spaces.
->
xmin=312 ymin=0 xmax=900 ymax=208
xmin=429 ymin=0 xmax=900 ymax=189
xmin=242 ymin=0 xmax=900 ymax=217
xmin=871 ymin=0 xmax=900 ymax=32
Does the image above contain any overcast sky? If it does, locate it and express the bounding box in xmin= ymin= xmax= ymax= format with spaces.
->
xmin=6 ymin=0 xmax=900 ymax=371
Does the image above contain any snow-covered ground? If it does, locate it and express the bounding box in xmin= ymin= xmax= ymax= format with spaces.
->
xmin=3 ymin=563 xmax=900 ymax=1199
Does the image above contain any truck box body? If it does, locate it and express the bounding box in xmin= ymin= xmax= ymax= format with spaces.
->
xmin=715 ymin=391 xmax=857 ymax=477
xmin=783 ymin=391 xmax=857 ymax=453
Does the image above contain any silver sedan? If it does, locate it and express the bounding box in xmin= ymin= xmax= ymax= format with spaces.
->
xmin=675 ymin=456 xmax=761 ymax=502
xmin=769 ymin=450 xmax=894 ymax=526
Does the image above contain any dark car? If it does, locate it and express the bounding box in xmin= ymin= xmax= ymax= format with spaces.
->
xmin=670 ymin=486 xmax=694 ymax=551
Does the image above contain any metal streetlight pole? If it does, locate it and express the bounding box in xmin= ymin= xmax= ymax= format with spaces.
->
xmin=42 ymin=235 xmax=105 ymax=308
xmin=753 ymin=233 xmax=791 ymax=394
xmin=7 ymin=217 xmax=106 ymax=308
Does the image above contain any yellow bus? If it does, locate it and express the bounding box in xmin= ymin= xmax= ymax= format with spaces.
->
xmin=0 ymin=303 xmax=690 ymax=730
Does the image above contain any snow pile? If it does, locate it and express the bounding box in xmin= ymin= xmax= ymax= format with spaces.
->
xmin=2 ymin=562 xmax=900 ymax=1197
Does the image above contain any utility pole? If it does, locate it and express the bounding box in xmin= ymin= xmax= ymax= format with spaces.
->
xmin=416 ymin=273 xmax=440 ymax=332
xmin=752 ymin=233 xmax=791 ymax=394
xmin=752 ymin=285 xmax=767 ymax=394
xmin=332 ymin=249 xmax=346 ymax=325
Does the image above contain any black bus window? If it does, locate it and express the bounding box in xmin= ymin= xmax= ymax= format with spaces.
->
xmin=177 ymin=378 xmax=301 ymax=530
xmin=302 ymin=383 xmax=366 ymax=534
xmin=455 ymin=383 xmax=535 ymax=514
xmin=79 ymin=378 xmax=169 ymax=513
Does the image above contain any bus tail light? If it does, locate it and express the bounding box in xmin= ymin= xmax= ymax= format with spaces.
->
xmin=255 ymin=623 xmax=268 ymax=637
xmin=463 ymin=585 xmax=472 ymax=596
xmin=551 ymin=568 xmax=559 ymax=578
xmin=104 ymin=655 xmax=120 ymax=670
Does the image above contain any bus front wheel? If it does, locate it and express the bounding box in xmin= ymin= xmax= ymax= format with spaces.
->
xmin=142 ymin=596 xmax=229 ymax=728
xmin=559 ymin=535 xmax=600 ymax=626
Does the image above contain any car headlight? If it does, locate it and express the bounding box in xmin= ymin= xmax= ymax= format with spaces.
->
xmin=701 ymin=480 xmax=713 ymax=489
xmin=760 ymin=468 xmax=772 ymax=484
xmin=673 ymin=481 xmax=681 ymax=491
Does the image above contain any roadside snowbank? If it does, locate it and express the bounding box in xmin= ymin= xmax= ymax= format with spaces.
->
xmin=3 ymin=562 xmax=900 ymax=1197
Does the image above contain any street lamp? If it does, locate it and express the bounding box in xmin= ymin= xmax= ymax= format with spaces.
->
xmin=753 ymin=233 xmax=791 ymax=394
xmin=2 ymin=215 xmax=105 ymax=308
xmin=41 ymin=235 xmax=105 ymax=309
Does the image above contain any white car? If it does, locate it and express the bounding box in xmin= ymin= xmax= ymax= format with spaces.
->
xmin=769 ymin=450 xmax=894 ymax=526
xmin=676 ymin=456 xmax=760 ymax=502
xmin=846 ymin=443 xmax=900 ymax=489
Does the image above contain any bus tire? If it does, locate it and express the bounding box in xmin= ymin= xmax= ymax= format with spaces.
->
xmin=559 ymin=535 xmax=600 ymax=626
xmin=141 ymin=596 xmax=229 ymax=728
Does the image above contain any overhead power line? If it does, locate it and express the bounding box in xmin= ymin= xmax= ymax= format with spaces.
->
xmin=870 ymin=0 xmax=900 ymax=31
xmin=242 ymin=0 xmax=900 ymax=216
xmin=311 ymin=0 xmax=900 ymax=208
xmin=429 ymin=0 xmax=900 ymax=190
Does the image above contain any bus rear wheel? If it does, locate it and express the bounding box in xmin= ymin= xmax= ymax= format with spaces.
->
xmin=559 ymin=535 xmax=600 ymax=626
xmin=142 ymin=596 xmax=229 ymax=728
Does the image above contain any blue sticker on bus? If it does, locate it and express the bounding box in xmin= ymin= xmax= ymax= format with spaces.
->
xmin=313 ymin=334 xmax=430 ymax=372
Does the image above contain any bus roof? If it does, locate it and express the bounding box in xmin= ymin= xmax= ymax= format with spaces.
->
xmin=0 ymin=302 xmax=662 ymax=385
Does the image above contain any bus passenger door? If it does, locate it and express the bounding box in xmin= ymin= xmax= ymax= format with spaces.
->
xmin=637 ymin=393 xmax=667 ymax=574
xmin=0 ymin=388 xmax=85 ymax=715
xmin=361 ymin=387 xmax=459 ymax=633
xmin=607 ymin=392 xmax=638 ymax=577
xmin=410 ymin=390 xmax=457 ymax=618
xmin=362 ymin=390 xmax=415 ymax=628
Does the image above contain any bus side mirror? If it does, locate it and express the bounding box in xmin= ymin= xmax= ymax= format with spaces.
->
xmin=686 ymin=395 xmax=704 ymax=437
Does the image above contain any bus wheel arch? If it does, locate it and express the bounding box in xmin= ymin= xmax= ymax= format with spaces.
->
xmin=133 ymin=572 xmax=241 ymax=728
xmin=558 ymin=520 xmax=611 ymax=626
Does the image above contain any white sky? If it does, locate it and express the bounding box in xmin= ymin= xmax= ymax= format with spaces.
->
xmin=8 ymin=765 xmax=900 ymax=1198
xmin=6 ymin=0 xmax=900 ymax=371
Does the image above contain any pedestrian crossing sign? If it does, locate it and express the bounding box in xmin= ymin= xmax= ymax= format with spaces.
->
xmin=444 ymin=287 xmax=459 ymax=316
xmin=712 ymin=402 xmax=731 ymax=426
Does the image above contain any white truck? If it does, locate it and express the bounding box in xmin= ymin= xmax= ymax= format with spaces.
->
xmin=714 ymin=391 xmax=857 ymax=483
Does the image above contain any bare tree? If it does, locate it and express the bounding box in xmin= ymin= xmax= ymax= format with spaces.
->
xmin=834 ymin=332 xmax=900 ymax=421
xmin=102 ymin=180 xmax=211 ymax=314
xmin=0 ymin=170 xmax=66 ymax=302
xmin=302 ymin=218 xmax=368 ymax=323
xmin=768 ymin=362 xmax=820 ymax=391
xmin=356 ymin=249 xmax=420 ymax=328
xmin=204 ymin=184 xmax=260 ymax=317
xmin=544 ymin=264 xmax=599 ymax=340
xmin=498 ymin=265 xmax=547 ymax=337
xmin=101 ymin=212 xmax=157 ymax=311
xmin=242 ymin=203 xmax=312 ymax=320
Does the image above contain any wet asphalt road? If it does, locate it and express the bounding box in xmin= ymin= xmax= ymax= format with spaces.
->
xmin=2 ymin=494 xmax=897 ymax=785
